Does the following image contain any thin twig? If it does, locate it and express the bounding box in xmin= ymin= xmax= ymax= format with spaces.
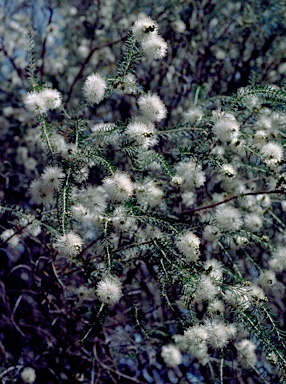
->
xmin=179 ymin=189 xmax=286 ymax=216
xmin=11 ymin=295 xmax=25 ymax=337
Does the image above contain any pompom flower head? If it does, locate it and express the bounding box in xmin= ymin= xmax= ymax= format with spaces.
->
xmin=142 ymin=33 xmax=167 ymax=60
xmin=161 ymin=344 xmax=182 ymax=367
xmin=212 ymin=113 xmax=240 ymax=142
xmin=131 ymin=16 xmax=158 ymax=41
xmin=21 ymin=367 xmax=36 ymax=383
xmin=29 ymin=178 xmax=54 ymax=207
xmin=236 ymin=339 xmax=257 ymax=368
xmin=24 ymin=88 xmax=62 ymax=115
xmin=176 ymin=231 xmax=200 ymax=262
xmin=215 ymin=205 xmax=243 ymax=231
xmin=125 ymin=120 xmax=157 ymax=148
xmin=41 ymin=165 xmax=65 ymax=190
xmin=260 ymin=142 xmax=283 ymax=168
xmin=83 ymin=73 xmax=107 ymax=104
xmin=54 ymin=232 xmax=83 ymax=257
xmin=103 ymin=171 xmax=134 ymax=202
xmin=138 ymin=93 xmax=167 ymax=122
xmin=96 ymin=276 xmax=122 ymax=305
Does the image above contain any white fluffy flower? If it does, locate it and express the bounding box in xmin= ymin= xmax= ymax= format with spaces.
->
xmin=54 ymin=232 xmax=83 ymax=257
xmin=236 ymin=339 xmax=257 ymax=368
xmin=83 ymin=73 xmax=107 ymax=104
xmin=207 ymin=299 xmax=225 ymax=316
xmin=125 ymin=120 xmax=158 ymax=148
xmin=269 ymin=247 xmax=286 ymax=272
xmin=76 ymin=185 xmax=107 ymax=213
xmin=161 ymin=344 xmax=182 ymax=367
xmin=203 ymin=259 xmax=223 ymax=281
xmin=176 ymin=231 xmax=200 ymax=262
xmin=244 ymin=213 xmax=263 ymax=232
xmin=0 ymin=228 xmax=20 ymax=247
xmin=205 ymin=319 xmax=237 ymax=349
xmin=183 ymin=326 xmax=210 ymax=365
xmin=184 ymin=325 xmax=208 ymax=345
xmin=77 ymin=285 xmax=95 ymax=301
xmin=23 ymin=88 xmax=61 ymax=114
xmin=29 ymin=178 xmax=54 ymax=207
xmin=96 ymin=276 xmax=122 ymax=305
xmin=41 ymin=88 xmax=62 ymax=110
xmin=113 ymin=73 xmax=137 ymax=94
xmin=41 ymin=165 xmax=65 ymax=190
xmin=184 ymin=106 xmax=203 ymax=122
xmin=21 ymin=367 xmax=36 ymax=383
xmin=258 ymin=270 xmax=276 ymax=288
xmin=24 ymin=91 xmax=46 ymax=114
xmin=212 ymin=113 xmax=240 ymax=142
xmin=203 ymin=225 xmax=221 ymax=242
xmin=174 ymin=160 xmax=206 ymax=190
xmin=138 ymin=93 xmax=167 ymax=122
xmin=131 ymin=16 xmax=158 ymax=41
xmin=215 ymin=206 xmax=243 ymax=231
xmin=136 ymin=180 xmax=164 ymax=207
xmin=24 ymin=88 xmax=62 ymax=115
xmin=141 ymin=33 xmax=167 ymax=59
xmin=194 ymin=275 xmax=219 ymax=302
xmin=260 ymin=142 xmax=283 ymax=167
xmin=221 ymin=164 xmax=237 ymax=179
xmin=103 ymin=171 xmax=134 ymax=202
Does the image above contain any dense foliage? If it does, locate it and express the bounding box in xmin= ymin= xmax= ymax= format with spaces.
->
xmin=1 ymin=1 xmax=286 ymax=383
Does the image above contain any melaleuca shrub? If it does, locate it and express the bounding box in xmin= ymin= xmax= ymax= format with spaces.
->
xmin=1 ymin=14 xmax=286 ymax=384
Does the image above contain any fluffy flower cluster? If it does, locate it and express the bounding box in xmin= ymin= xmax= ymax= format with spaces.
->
xmin=112 ymin=73 xmax=137 ymax=95
xmin=96 ymin=276 xmax=123 ymax=305
xmin=269 ymin=246 xmax=286 ymax=272
xmin=54 ymin=232 xmax=83 ymax=257
xmin=0 ymin=228 xmax=20 ymax=248
xmin=72 ymin=185 xmax=107 ymax=222
xmin=215 ymin=205 xmax=243 ymax=231
xmin=161 ymin=344 xmax=182 ymax=367
xmin=24 ymin=88 xmax=62 ymax=115
xmin=236 ymin=339 xmax=257 ymax=368
xmin=173 ymin=160 xmax=206 ymax=191
xmin=137 ymin=93 xmax=167 ymax=122
xmin=260 ymin=142 xmax=283 ymax=168
xmin=103 ymin=171 xmax=134 ymax=202
xmin=176 ymin=231 xmax=201 ymax=262
xmin=135 ymin=180 xmax=164 ymax=208
xmin=125 ymin=119 xmax=158 ymax=148
xmin=212 ymin=113 xmax=240 ymax=142
xmin=132 ymin=16 xmax=167 ymax=59
xmin=29 ymin=166 xmax=65 ymax=207
xmin=82 ymin=73 xmax=107 ymax=104
xmin=184 ymin=320 xmax=236 ymax=350
xmin=20 ymin=367 xmax=36 ymax=383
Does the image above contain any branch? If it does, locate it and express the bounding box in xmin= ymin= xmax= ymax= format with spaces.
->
xmin=179 ymin=189 xmax=286 ymax=216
